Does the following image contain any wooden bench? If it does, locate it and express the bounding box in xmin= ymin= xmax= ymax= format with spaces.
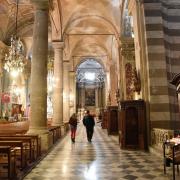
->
xmin=21 ymin=134 xmax=41 ymax=158
xmin=0 ymin=135 xmax=41 ymax=160
xmin=0 ymin=137 xmax=33 ymax=162
xmin=0 ymin=146 xmax=16 ymax=179
xmin=0 ymin=141 xmax=27 ymax=170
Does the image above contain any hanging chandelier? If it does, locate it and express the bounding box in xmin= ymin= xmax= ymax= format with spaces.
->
xmin=4 ymin=0 xmax=25 ymax=76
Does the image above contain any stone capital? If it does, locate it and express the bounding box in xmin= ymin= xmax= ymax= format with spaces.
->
xmin=31 ymin=0 xmax=49 ymax=10
xmin=120 ymin=37 xmax=135 ymax=61
xmin=52 ymin=41 xmax=64 ymax=50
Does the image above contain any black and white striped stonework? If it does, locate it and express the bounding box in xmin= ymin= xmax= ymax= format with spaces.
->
xmin=143 ymin=0 xmax=180 ymax=129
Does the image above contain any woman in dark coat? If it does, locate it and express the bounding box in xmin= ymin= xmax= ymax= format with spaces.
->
xmin=69 ymin=113 xmax=78 ymax=142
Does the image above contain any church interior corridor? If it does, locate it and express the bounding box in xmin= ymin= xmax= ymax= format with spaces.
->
xmin=0 ymin=0 xmax=180 ymax=179
xmin=24 ymin=124 xmax=170 ymax=180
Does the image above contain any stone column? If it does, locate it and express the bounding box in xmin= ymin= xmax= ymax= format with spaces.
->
xmin=69 ymin=71 xmax=76 ymax=116
xmin=95 ymin=84 xmax=99 ymax=116
xmin=0 ymin=42 xmax=7 ymax=117
xmin=52 ymin=41 xmax=64 ymax=127
xmin=29 ymin=0 xmax=51 ymax=151
xmin=63 ymin=61 xmax=70 ymax=123
xmin=99 ymin=83 xmax=104 ymax=109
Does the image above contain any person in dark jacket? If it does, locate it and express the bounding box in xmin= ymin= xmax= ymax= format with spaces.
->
xmin=69 ymin=113 xmax=78 ymax=143
xmin=83 ymin=110 xmax=95 ymax=142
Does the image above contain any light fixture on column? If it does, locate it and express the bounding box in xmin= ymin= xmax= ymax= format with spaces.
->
xmin=4 ymin=0 xmax=25 ymax=77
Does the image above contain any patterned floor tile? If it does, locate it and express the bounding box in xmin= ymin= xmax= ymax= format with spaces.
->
xmin=23 ymin=123 xmax=178 ymax=180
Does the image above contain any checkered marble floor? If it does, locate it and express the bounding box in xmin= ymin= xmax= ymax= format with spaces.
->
xmin=24 ymin=123 xmax=178 ymax=180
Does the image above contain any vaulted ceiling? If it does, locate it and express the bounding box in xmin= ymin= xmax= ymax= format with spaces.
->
xmin=0 ymin=0 xmax=126 ymax=71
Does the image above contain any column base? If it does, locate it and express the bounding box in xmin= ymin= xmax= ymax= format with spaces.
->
xmin=27 ymin=127 xmax=53 ymax=153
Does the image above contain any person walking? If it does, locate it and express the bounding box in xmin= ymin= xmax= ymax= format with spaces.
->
xmin=69 ymin=113 xmax=78 ymax=143
xmin=83 ymin=110 xmax=95 ymax=142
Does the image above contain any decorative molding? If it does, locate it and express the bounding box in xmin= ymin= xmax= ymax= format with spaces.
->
xmin=151 ymin=128 xmax=174 ymax=146
xmin=125 ymin=63 xmax=134 ymax=100
xmin=120 ymin=37 xmax=135 ymax=62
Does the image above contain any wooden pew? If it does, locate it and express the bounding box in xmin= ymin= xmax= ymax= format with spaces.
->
xmin=0 ymin=136 xmax=33 ymax=162
xmin=0 ymin=141 xmax=26 ymax=169
xmin=20 ymin=134 xmax=41 ymax=158
xmin=0 ymin=146 xmax=16 ymax=179
xmin=0 ymin=137 xmax=33 ymax=162
xmin=0 ymin=135 xmax=41 ymax=160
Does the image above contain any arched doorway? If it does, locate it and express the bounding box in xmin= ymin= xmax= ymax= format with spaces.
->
xmin=76 ymin=58 xmax=106 ymax=120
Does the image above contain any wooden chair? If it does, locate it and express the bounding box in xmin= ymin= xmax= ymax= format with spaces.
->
xmin=163 ymin=141 xmax=180 ymax=180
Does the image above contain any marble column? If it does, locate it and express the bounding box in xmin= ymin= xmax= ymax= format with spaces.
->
xmin=63 ymin=61 xmax=70 ymax=123
xmin=52 ymin=41 xmax=64 ymax=127
xmin=69 ymin=71 xmax=76 ymax=116
xmin=29 ymin=0 xmax=51 ymax=151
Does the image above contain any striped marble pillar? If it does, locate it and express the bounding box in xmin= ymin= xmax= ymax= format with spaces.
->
xmin=143 ymin=0 xmax=180 ymax=129
xmin=128 ymin=0 xmax=180 ymax=129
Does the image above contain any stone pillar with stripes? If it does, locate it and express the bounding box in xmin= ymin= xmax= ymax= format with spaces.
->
xmin=142 ymin=0 xmax=180 ymax=129
xmin=126 ymin=0 xmax=180 ymax=152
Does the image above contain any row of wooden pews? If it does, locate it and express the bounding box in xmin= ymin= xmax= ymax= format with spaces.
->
xmin=0 ymin=134 xmax=41 ymax=179
xmin=0 ymin=124 xmax=69 ymax=179
xmin=0 ymin=146 xmax=16 ymax=179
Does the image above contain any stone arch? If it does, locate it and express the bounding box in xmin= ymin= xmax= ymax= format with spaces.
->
xmin=75 ymin=57 xmax=106 ymax=73
xmin=63 ymin=14 xmax=119 ymax=43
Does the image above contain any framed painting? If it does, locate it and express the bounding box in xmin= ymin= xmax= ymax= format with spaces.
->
xmin=85 ymin=88 xmax=95 ymax=106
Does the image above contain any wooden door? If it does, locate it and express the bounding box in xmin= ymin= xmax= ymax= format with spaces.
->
xmin=125 ymin=107 xmax=139 ymax=148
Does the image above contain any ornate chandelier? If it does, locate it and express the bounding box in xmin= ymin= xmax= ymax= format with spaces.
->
xmin=4 ymin=0 xmax=25 ymax=76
